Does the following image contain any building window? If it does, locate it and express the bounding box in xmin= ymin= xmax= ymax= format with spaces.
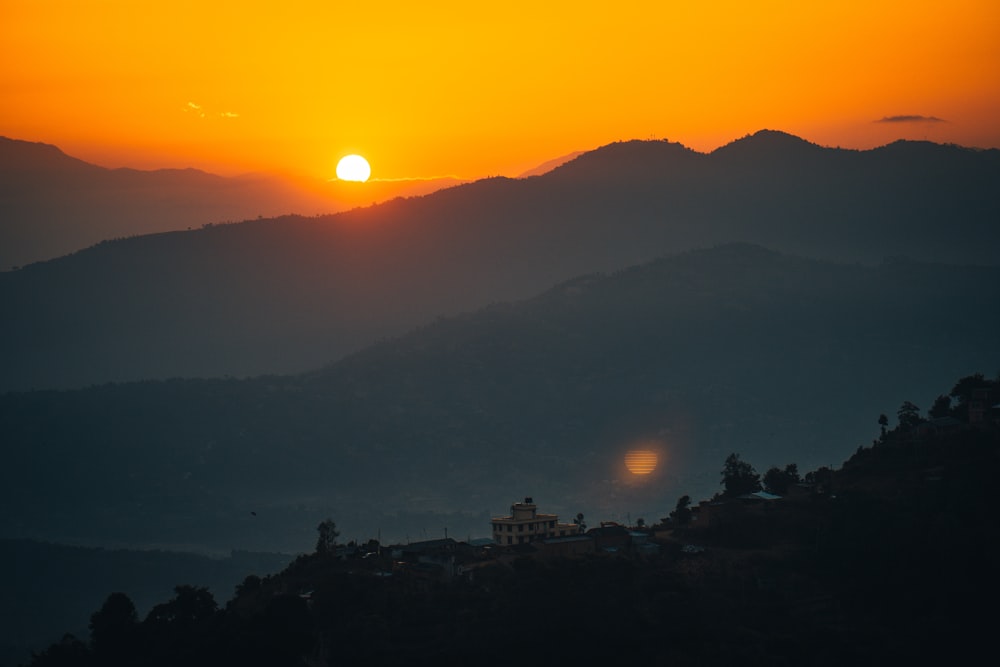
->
xmin=507 ymin=537 xmax=512 ymax=545
xmin=518 ymin=524 xmax=524 ymax=532
xmin=507 ymin=525 xmax=512 ymax=532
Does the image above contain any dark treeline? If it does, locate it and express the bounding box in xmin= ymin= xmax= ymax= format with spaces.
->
xmin=0 ymin=543 xmax=291 ymax=667
xmin=23 ymin=374 xmax=1000 ymax=666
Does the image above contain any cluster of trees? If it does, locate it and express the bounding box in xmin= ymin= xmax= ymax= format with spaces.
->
xmin=712 ymin=373 xmax=1000 ymax=506
xmin=662 ymin=455 xmax=834 ymax=529
xmin=34 ymin=587 xmax=215 ymax=667
xmin=718 ymin=453 xmax=802 ymax=497
xmin=879 ymin=373 xmax=1000 ymax=439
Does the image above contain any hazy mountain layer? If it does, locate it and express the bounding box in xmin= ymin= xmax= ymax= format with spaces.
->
xmin=0 ymin=137 xmax=342 ymax=270
xmin=2 ymin=245 xmax=996 ymax=554
xmin=1 ymin=131 xmax=996 ymax=392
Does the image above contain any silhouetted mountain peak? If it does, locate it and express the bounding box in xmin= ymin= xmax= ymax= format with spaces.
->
xmin=545 ymin=139 xmax=702 ymax=181
xmin=0 ymin=135 xmax=101 ymax=174
xmin=874 ymin=138 xmax=1000 ymax=160
xmin=711 ymin=129 xmax=824 ymax=160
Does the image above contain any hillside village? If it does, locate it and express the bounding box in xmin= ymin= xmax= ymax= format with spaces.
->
xmin=24 ymin=374 xmax=1000 ymax=667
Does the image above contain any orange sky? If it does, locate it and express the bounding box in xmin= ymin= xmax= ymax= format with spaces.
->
xmin=2 ymin=1 xmax=998 ymax=182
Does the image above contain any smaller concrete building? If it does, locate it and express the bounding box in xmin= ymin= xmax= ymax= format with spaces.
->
xmin=587 ymin=522 xmax=631 ymax=552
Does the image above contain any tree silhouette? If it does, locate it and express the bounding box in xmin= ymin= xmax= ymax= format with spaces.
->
xmin=929 ymin=394 xmax=951 ymax=419
xmin=146 ymin=585 xmax=217 ymax=629
xmin=763 ymin=463 xmax=799 ymax=495
xmin=27 ymin=634 xmax=90 ymax=667
xmin=949 ymin=373 xmax=996 ymax=421
xmin=315 ymin=518 xmax=340 ymax=555
xmin=89 ymin=592 xmax=137 ymax=665
xmin=670 ymin=495 xmax=692 ymax=525
xmin=805 ymin=466 xmax=833 ymax=492
xmin=897 ymin=401 xmax=922 ymax=430
xmin=721 ymin=453 xmax=761 ymax=497
xmin=142 ymin=586 xmax=219 ymax=667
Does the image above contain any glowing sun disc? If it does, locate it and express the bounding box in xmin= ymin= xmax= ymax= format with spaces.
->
xmin=336 ymin=154 xmax=371 ymax=182
xmin=625 ymin=449 xmax=658 ymax=475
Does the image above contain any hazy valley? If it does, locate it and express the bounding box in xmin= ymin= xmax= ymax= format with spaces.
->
xmin=3 ymin=243 xmax=997 ymax=555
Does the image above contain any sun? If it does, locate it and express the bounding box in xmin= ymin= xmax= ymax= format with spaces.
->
xmin=624 ymin=449 xmax=658 ymax=475
xmin=336 ymin=155 xmax=371 ymax=182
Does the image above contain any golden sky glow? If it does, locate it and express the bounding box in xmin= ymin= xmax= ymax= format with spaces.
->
xmin=2 ymin=1 xmax=998 ymax=182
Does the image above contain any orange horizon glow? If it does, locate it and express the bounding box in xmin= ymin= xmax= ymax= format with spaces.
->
xmin=2 ymin=2 xmax=998 ymax=182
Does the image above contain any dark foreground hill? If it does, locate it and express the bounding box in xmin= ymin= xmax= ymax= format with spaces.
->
xmin=0 ymin=540 xmax=291 ymax=667
xmin=2 ymin=131 xmax=997 ymax=391
xmin=21 ymin=378 xmax=1000 ymax=667
xmin=2 ymin=245 xmax=997 ymax=555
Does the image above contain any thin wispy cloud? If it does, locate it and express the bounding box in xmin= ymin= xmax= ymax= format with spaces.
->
xmin=875 ymin=115 xmax=946 ymax=123
xmin=185 ymin=102 xmax=239 ymax=119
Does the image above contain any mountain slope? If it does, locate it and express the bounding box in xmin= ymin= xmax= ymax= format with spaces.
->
xmin=1 ymin=132 xmax=998 ymax=391
xmin=2 ymin=245 xmax=997 ymax=553
xmin=0 ymin=137 xmax=344 ymax=270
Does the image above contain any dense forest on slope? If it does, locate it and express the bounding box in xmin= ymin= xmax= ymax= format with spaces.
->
xmin=2 ymin=132 xmax=997 ymax=391
xmin=0 ymin=541 xmax=291 ymax=667
xmin=19 ymin=375 xmax=1000 ymax=667
xmin=2 ymin=245 xmax=997 ymax=557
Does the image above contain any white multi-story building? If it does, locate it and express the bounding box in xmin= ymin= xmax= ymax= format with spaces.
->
xmin=491 ymin=497 xmax=580 ymax=546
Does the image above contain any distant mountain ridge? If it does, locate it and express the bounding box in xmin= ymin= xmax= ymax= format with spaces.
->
xmin=1 ymin=131 xmax=998 ymax=391
xmin=517 ymin=150 xmax=585 ymax=177
xmin=0 ymin=138 xmax=596 ymax=269
xmin=0 ymin=136 xmax=101 ymax=174
xmin=0 ymin=136 xmax=344 ymax=269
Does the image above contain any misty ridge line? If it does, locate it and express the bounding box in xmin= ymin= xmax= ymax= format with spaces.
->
xmin=4 ymin=128 xmax=998 ymax=271
xmin=1 ymin=128 xmax=998 ymax=394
